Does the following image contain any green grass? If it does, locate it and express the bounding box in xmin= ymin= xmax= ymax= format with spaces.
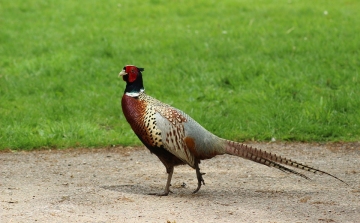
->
xmin=1 ymin=0 xmax=359 ymax=150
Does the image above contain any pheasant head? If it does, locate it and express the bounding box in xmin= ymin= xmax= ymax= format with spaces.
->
xmin=119 ymin=65 xmax=145 ymax=96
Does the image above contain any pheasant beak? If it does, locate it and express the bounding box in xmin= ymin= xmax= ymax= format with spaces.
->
xmin=118 ymin=70 xmax=127 ymax=77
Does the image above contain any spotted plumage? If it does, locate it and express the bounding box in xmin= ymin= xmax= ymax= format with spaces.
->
xmin=119 ymin=65 xmax=347 ymax=196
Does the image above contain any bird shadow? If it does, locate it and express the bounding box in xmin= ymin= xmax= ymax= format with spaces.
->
xmin=101 ymin=184 xmax=202 ymax=196
xmin=100 ymin=183 xmax=321 ymax=201
xmin=101 ymin=184 xmax=155 ymax=195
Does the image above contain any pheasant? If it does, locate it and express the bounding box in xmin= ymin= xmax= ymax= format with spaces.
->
xmin=119 ymin=65 xmax=346 ymax=196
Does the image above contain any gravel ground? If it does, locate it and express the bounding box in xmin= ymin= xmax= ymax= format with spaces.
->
xmin=1 ymin=142 xmax=359 ymax=223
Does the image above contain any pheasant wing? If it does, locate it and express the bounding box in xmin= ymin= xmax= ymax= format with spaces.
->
xmin=153 ymin=106 xmax=196 ymax=168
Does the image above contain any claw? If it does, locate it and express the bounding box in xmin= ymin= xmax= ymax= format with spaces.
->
xmin=148 ymin=190 xmax=172 ymax=196
xmin=149 ymin=193 xmax=168 ymax=196
xmin=193 ymin=172 xmax=206 ymax=193
xmin=193 ymin=161 xmax=206 ymax=194
xmin=149 ymin=166 xmax=174 ymax=196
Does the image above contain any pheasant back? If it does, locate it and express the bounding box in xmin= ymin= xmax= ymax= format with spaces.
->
xmin=122 ymin=92 xmax=224 ymax=168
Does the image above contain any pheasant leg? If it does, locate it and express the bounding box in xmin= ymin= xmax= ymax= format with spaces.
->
xmin=149 ymin=166 xmax=174 ymax=196
xmin=193 ymin=162 xmax=205 ymax=194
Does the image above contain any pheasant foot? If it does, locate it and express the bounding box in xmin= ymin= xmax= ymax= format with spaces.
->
xmin=148 ymin=165 xmax=174 ymax=196
xmin=148 ymin=189 xmax=173 ymax=196
xmin=193 ymin=162 xmax=205 ymax=194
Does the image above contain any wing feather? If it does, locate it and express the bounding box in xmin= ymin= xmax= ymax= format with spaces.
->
xmin=154 ymin=109 xmax=195 ymax=167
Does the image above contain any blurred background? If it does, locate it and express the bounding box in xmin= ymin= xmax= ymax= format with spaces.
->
xmin=1 ymin=0 xmax=359 ymax=150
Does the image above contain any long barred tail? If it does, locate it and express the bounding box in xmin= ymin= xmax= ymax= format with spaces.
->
xmin=224 ymin=140 xmax=348 ymax=185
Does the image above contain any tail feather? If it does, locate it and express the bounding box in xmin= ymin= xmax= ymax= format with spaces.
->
xmin=224 ymin=140 xmax=348 ymax=185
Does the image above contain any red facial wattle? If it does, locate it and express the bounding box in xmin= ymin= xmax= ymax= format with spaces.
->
xmin=125 ymin=65 xmax=138 ymax=83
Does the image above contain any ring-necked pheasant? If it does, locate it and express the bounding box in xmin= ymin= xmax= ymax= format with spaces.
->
xmin=119 ymin=65 xmax=346 ymax=196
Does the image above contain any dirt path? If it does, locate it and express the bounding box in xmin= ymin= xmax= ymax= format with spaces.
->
xmin=1 ymin=142 xmax=359 ymax=223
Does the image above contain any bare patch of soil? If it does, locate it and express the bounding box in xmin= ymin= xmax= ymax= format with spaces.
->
xmin=1 ymin=142 xmax=359 ymax=222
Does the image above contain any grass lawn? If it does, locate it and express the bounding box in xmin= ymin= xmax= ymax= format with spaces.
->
xmin=1 ymin=0 xmax=359 ymax=150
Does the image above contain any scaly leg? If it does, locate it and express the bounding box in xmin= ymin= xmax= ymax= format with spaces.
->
xmin=193 ymin=161 xmax=205 ymax=194
xmin=149 ymin=166 xmax=174 ymax=196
